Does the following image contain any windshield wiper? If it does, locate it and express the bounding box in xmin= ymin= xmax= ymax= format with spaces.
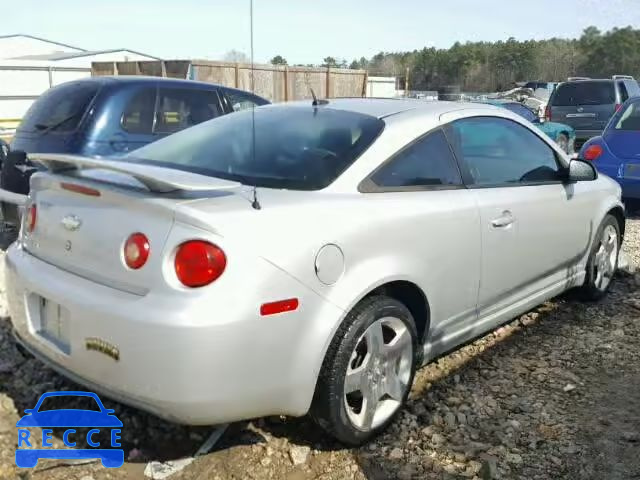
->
xmin=34 ymin=111 xmax=83 ymax=134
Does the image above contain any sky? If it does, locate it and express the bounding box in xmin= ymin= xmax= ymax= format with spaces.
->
xmin=3 ymin=0 xmax=640 ymax=65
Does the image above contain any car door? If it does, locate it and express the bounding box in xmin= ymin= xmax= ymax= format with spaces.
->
xmin=361 ymin=128 xmax=481 ymax=358
xmin=445 ymin=115 xmax=593 ymax=324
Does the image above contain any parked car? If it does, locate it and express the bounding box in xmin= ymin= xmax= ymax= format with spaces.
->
xmin=482 ymin=100 xmax=575 ymax=154
xmin=1 ymin=76 xmax=270 ymax=225
xmin=6 ymin=99 xmax=624 ymax=445
xmin=546 ymin=75 xmax=640 ymax=151
xmin=579 ymin=97 xmax=640 ymax=208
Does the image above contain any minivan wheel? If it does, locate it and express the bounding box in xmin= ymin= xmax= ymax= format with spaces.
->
xmin=310 ymin=296 xmax=417 ymax=445
xmin=580 ymin=214 xmax=620 ymax=300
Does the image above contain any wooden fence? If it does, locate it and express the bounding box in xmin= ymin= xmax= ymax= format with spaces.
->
xmin=91 ymin=60 xmax=368 ymax=102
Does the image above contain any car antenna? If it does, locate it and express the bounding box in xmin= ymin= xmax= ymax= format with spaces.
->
xmin=249 ymin=0 xmax=261 ymax=210
xmin=310 ymin=87 xmax=329 ymax=107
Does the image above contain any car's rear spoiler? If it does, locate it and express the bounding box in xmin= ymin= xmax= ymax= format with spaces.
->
xmin=29 ymin=153 xmax=241 ymax=193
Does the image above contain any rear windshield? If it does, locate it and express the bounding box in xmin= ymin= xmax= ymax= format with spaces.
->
xmin=127 ymin=106 xmax=384 ymax=190
xmin=551 ymin=81 xmax=615 ymax=106
xmin=614 ymin=101 xmax=640 ymax=131
xmin=19 ymin=82 xmax=100 ymax=133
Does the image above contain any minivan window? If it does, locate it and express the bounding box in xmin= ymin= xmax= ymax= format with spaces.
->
xmin=18 ymin=82 xmax=100 ymax=133
xmin=552 ymin=81 xmax=615 ymax=106
xmin=225 ymin=90 xmax=266 ymax=112
xmin=618 ymin=82 xmax=629 ymax=103
xmin=128 ymin=106 xmax=384 ymax=190
xmin=155 ymin=88 xmax=223 ymax=134
xmin=121 ymin=88 xmax=156 ymax=134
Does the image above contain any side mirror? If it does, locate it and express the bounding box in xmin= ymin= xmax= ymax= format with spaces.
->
xmin=23 ymin=409 xmax=34 ymax=415
xmin=566 ymin=159 xmax=597 ymax=182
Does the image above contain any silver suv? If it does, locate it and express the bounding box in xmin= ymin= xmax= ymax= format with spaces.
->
xmin=546 ymin=75 xmax=640 ymax=150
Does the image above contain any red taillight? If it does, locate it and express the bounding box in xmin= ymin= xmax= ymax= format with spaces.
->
xmin=260 ymin=298 xmax=299 ymax=316
xmin=124 ymin=233 xmax=150 ymax=269
xmin=25 ymin=204 xmax=37 ymax=233
xmin=61 ymin=182 xmax=101 ymax=197
xmin=544 ymin=105 xmax=551 ymax=121
xmin=174 ymin=241 xmax=226 ymax=288
xmin=583 ymin=144 xmax=604 ymax=161
xmin=615 ymin=104 xmax=622 ymax=112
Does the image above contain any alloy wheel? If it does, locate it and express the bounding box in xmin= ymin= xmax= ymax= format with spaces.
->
xmin=343 ymin=317 xmax=413 ymax=431
xmin=593 ymin=224 xmax=618 ymax=291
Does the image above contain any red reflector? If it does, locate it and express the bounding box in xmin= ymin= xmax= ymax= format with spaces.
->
xmin=26 ymin=204 xmax=37 ymax=233
xmin=174 ymin=241 xmax=226 ymax=288
xmin=124 ymin=233 xmax=150 ymax=269
xmin=61 ymin=182 xmax=101 ymax=197
xmin=260 ymin=298 xmax=299 ymax=316
xmin=615 ymin=104 xmax=622 ymax=112
xmin=583 ymin=144 xmax=603 ymax=161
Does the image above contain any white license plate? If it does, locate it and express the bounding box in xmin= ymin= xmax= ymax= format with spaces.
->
xmin=38 ymin=297 xmax=71 ymax=353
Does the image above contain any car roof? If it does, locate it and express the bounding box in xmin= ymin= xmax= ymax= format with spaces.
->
xmin=56 ymin=75 xmax=225 ymax=90
xmin=280 ymin=97 xmax=498 ymax=120
xmin=560 ymin=79 xmax=615 ymax=84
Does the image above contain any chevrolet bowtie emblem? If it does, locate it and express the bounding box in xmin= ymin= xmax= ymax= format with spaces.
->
xmin=61 ymin=215 xmax=82 ymax=231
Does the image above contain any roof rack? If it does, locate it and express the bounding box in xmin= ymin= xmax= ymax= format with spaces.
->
xmin=567 ymin=77 xmax=590 ymax=81
xmin=612 ymin=75 xmax=634 ymax=80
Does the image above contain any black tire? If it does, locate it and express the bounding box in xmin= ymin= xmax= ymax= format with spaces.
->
xmin=580 ymin=214 xmax=621 ymax=300
xmin=310 ymin=295 xmax=418 ymax=445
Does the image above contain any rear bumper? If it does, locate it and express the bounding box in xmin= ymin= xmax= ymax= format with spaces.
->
xmin=5 ymin=243 xmax=343 ymax=425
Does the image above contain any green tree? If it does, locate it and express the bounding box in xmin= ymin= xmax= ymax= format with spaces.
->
xmin=270 ymin=55 xmax=288 ymax=65
xmin=322 ymin=56 xmax=338 ymax=68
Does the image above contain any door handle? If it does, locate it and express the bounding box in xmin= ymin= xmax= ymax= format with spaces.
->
xmin=491 ymin=211 xmax=514 ymax=228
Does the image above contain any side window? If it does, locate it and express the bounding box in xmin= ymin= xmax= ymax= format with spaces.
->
xmin=121 ymin=88 xmax=156 ymax=134
xmin=618 ymin=82 xmax=629 ymax=103
xmin=614 ymin=100 xmax=640 ymax=131
xmin=448 ymin=117 xmax=561 ymax=186
xmin=155 ymin=88 xmax=223 ymax=134
xmin=370 ymin=129 xmax=462 ymax=189
xmin=225 ymin=90 xmax=263 ymax=112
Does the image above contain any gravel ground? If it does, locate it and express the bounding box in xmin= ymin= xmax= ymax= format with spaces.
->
xmin=0 ymin=217 xmax=638 ymax=480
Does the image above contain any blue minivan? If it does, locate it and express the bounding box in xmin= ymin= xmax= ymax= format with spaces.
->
xmin=2 ymin=76 xmax=269 ymax=224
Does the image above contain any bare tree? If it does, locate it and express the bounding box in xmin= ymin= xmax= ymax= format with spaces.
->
xmin=223 ymin=50 xmax=250 ymax=63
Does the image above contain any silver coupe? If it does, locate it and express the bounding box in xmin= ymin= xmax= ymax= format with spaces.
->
xmin=5 ymin=98 xmax=624 ymax=445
